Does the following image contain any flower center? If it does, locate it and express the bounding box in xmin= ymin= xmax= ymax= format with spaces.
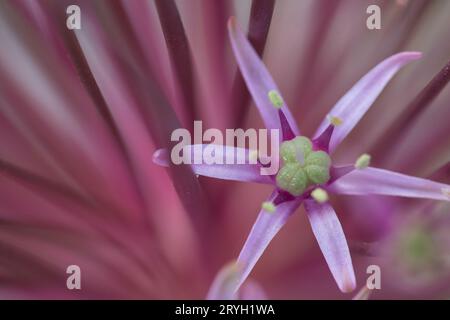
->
xmin=276 ymin=136 xmax=331 ymax=196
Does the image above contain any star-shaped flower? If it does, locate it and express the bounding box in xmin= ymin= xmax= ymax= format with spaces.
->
xmin=153 ymin=17 xmax=450 ymax=294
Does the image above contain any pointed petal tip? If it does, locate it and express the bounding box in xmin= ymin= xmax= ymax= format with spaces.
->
xmin=152 ymin=148 xmax=169 ymax=167
xmin=228 ymin=16 xmax=237 ymax=31
xmin=330 ymin=167 xmax=450 ymax=201
xmin=334 ymin=249 xmax=356 ymax=293
xmin=339 ymin=273 xmax=357 ymax=293
xmin=226 ymin=12 xmax=300 ymax=135
xmin=304 ymin=200 xmax=356 ymax=294
xmin=315 ymin=50 xmax=422 ymax=152
xmin=397 ymin=51 xmax=422 ymax=60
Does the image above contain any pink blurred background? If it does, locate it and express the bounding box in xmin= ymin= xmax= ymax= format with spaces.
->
xmin=0 ymin=0 xmax=449 ymax=299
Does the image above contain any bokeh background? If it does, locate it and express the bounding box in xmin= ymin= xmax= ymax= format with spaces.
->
xmin=0 ymin=0 xmax=449 ymax=299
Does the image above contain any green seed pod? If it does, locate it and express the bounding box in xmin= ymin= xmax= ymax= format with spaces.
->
xmin=305 ymin=165 xmax=330 ymax=185
xmin=276 ymin=163 xmax=307 ymax=196
xmin=276 ymin=136 xmax=331 ymax=196
xmin=280 ymin=140 xmax=298 ymax=163
xmin=305 ymin=150 xmax=331 ymax=167
xmin=292 ymin=136 xmax=312 ymax=158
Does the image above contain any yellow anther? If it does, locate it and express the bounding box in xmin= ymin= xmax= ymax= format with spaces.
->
xmin=262 ymin=201 xmax=276 ymax=213
xmin=311 ymin=188 xmax=329 ymax=203
xmin=328 ymin=115 xmax=343 ymax=126
xmin=355 ymin=153 xmax=371 ymax=169
xmin=268 ymin=90 xmax=283 ymax=109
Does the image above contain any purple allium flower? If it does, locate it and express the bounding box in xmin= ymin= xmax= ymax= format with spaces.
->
xmin=154 ymin=17 xmax=450 ymax=296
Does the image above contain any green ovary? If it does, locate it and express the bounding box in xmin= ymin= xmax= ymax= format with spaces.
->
xmin=276 ymin=136 xmax=331 ymax=196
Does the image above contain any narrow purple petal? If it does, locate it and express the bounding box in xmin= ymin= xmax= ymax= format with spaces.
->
xmin=152 ymin=145 xmax=273 ymax=184
xmin=233 ymin=191 xmax=302 ymax=294
xmin=314 ymin=52 xmax=422 ymax=153
xmin=228 ymin=17 xmax=299 ymax=136
xmin=304 ymin=199 xmax=356 ymax=293
xmin=328 ymin=167 xmax=450 ymax=201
